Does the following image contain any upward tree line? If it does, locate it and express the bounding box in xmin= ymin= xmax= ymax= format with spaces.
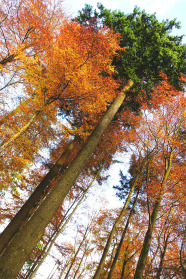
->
xmin=0 ymin=0 xmax=185 ymax=278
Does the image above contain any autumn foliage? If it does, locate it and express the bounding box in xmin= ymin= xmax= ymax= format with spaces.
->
xmin=0 ymin=1 xmax=185 ymax=278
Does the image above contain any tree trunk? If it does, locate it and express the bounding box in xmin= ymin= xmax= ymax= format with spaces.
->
xmin=72 ymin=246 xmax=88 ymax=279
xmin=121 ymin=255 xmax=128 ymax=279
xmin=107 ymin=191 xmax=139 ymax=279
xmin=180 ymin=235 xmax=186 ymax=277
xmin=64 ymin=226 xmax=89 ymax=279
xmin=93 ymin=161 xmax=143 ymax=279
xmin=0 ymin=81 xmax=133 ymax=279
xmin=156 ymin=233 xmax=170 ymax=279
xmin=58 ymin=258 xmax=71 ymax=279
xmin=27 ymin=168 xmax=101 ymax=278
xmin=0 ymin=138 xmax=78 ymax=256
xmin=134 ymin=152 xmax=173 ymax=279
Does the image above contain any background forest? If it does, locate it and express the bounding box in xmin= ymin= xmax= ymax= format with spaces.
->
xmin=0 ymin=0 xmax=185 ymax=278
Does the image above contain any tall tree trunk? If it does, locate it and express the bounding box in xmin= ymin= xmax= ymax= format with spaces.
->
xmin=156 ymin=233 xmax=170 ymax=279
xmin=25 ymin=196 xmax=77 ymax=279
xmin=120 ymin=250 xmax=128 ymax=279
xmin=180 ymin=235 xmax=186 ymax=277
xmin=134 ymin=152 xmax=173 ymax=279
xmin=102 ymin=242 xmax=117 ymax=278
xmin=144 ymin=227 xmax=164 ymax=279
xmin=145 ymin=206 xmax=172 ymax=279
xmin=27 ymin=168 xmax=102 ymax=279
xmin=93 ymin=161 xmax=145 ymax=279
xmin=64 ymin=226 xmax=89 ymax=279
xmin=0 ymin=81 xmax=133 ymax=279
xmin=107 ymin=190 xmax=139 ymax=279
xmin=0 ymin=138 xmax=78 ymax=256
xmin=72 ymin=246 xmax=88 ymax=279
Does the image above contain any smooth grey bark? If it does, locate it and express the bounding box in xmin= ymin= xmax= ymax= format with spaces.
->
xmin=0 ymin=81 xmax=133 ymax=279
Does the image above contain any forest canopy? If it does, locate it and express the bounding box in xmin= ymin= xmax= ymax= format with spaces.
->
xmin=0 ymin=1 xmax=185 ymax=278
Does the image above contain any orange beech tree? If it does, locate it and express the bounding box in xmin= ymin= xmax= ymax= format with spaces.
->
xmin=0 ymin=15 xmax=121 ymax=256
xmin=0 ymin=0 xmax=64 ymax=122
xmin=133 ymin=93 xmax=185 ymax=278
xmin=0 ymin=0 xmax=67 ymax=189
xmin=0 ymin=2 xmax=185 ymax=278
xmin=0 ymin=17 xmax=120 ymax=173
xmin=0 ymin=7 xmax=121 ymax=251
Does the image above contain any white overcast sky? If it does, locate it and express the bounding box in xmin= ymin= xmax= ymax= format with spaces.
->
xmin=63 ymin=0 xmax=186 ymax=43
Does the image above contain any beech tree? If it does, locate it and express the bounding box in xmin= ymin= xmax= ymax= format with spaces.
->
xmin=134 ymin=94 xmax=185 ymax=278
xmin=0 ymin=3 xmax=121 ymax=257
xmin=21 ymin=167 xmax=103 ymax=278
xmin=0 ymin=2 xmax=185 ymax=278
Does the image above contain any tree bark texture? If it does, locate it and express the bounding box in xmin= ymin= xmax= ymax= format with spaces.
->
xmin=0 ymin=138 xmax=78 ymax=256
xmin=0 ymin=81 xmax=133 ymax=278
xmin=27 ymin=168 xmax=101 ymax=278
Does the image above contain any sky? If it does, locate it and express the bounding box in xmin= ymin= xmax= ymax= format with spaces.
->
xmin=30 ymin=1 xmax=186 ymax=277
xmin=63 ymin=0 xmax=186 ymax=43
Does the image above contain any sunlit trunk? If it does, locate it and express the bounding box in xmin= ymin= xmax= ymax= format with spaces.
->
xmin=0 ymin=82 xmax=133 ymax=278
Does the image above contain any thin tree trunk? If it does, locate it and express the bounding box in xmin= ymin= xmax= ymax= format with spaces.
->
xmin=0 ymin=138 xmax=78 ymax=256
xmin=72 ymin=246 xmax=88 ymax=279
xmin=121 ymin=245 xmax=141 ymax=279
xmin=27 ymin=167 xmax=102 ymax=279
xmin=93 ymin=161 xmax=144 ymax=279
xmin=145 ymin=206 xmax=172 ymax=279
xmin=25 ymin=251 xmax=44 ymax=279
xmin=102 ymin=242 xmax=117 ymax=279
xmin=64 ymin=226 xmax=89 ymax=279
xmin=121 ymin=253 xmax=128 ymax=279
xmin=107 ymin=190 xmax=139 ymax=279
xmin=58 ymin=259 xmax=71 ymax=279
xmin=47 ymin=262 xmax=58 ymax=279
xmin=134 ymin=151 xmax=173 ymax=279
xmin=0 ymin=81 xmax=133 ymax=278
xmin=180 ymin=235 xmax=186 ymax=277
xmin=156 ymin=233 xmax=170 ymax=279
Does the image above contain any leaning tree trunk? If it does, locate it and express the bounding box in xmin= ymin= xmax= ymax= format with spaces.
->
xmin=64 ymin=226 xmax=89 ymax=279
xmin=107 ymin=190 xmax=139 ymax=279
xmin=134 ymin=152 xmax=173 ymax=279
xmin=27 ymin=168 xmax=102 ymax=279
xmin=0 ymin=81 xmax=133 ymax=278
xmin=0 ymin=137 xmax=78 ymax=256
xmin=93 ymin=160 xmax=146 ymax=279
